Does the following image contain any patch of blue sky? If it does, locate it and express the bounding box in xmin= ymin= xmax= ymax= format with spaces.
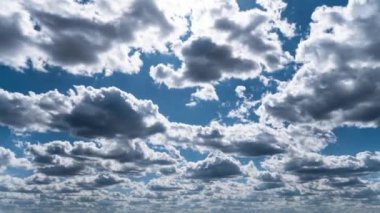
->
xmin=236 ymin=0 xmax=263 ymax=11
xmin=5 ymin=167 xmax=33 ymax=178
xmin=236 ymin=156 xmax=267 ymax=170
xmin=323 ymin=127 xmax=380 ymax=155
xmin=180 ymin=148 xmax=208 ymax=162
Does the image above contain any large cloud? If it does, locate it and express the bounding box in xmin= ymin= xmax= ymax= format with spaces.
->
xmin=151 ymin=37 xmax=258 ymax=85
xmin=150 ymin=0 xmax=293 ymax=101
xmin=0 ymin=0 xmax=188 ymax=75
xmin=0 ymin=86 xmax=166 ymax=139
xmin=259 ymin=0 xmax=380 ymax=128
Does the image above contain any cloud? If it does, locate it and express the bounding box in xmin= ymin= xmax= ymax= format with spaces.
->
xmin=227 ymin=85 xmax=259 ymax=122
xmin=186 ymin=152 xmax=243 ymax=180
xmin=160 ymin=122 xmax=330 ymax=157
xmin=25 ymin=174 xmax=58 ymax=185
xmin=263 ymin=151 xmax=380 ymax=182
xmin=76 ymin=173 xmax=124 ymax=190
xmin=150 ymin=0 xmax=293 ymax=101
xmin=163 ymin=123 xmax=287 ymax=156
xmin=0 ymin=147 xmax=30 ymax=171
xmin=38 ymin=163 xmax=85 ymax=177
xmin=26 ymin=140 xmax=177 ymax=176
xmin=0 ymin=86 xmax=166 ymax=139
xmin=259 ymin=0 xmax=380 ymax=128
xmin=253 ymin=172 xmax=285 ymax=191
xmin=0 ymin=0 xmax=188 ymax=75
xmin=0 ymin=0 xmax=379 ymax=212
xmin=187 ymin=85 xmax=219 ymax=106
xmin=160 ymin=38 xmax=256 ymax=83
xmin=55 ymin=87 xmax=166 ymax=139
xmin=235 ymin=85 xmax=246 ymax=98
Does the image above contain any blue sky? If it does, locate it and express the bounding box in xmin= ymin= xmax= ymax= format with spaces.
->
xmin=0 ymin=0 xmax=379 ymax=212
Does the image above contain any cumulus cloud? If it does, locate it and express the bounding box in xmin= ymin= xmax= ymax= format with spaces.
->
xmin=158 ymin=122 xmax=336 ymax=158
xmin=158 ymin=122 xmax=290 ymax=157
xmin=186 ymin=152 xmax=243 ymax=180
xmin=186 ymin=84 xmax=219 ymax=107
xmin=0 ymin=86 xmax=166 ymax=139
xmin=259 ymin=0 xmax=380 ymax=128
xmin=150 ymin=0 xmax=293 ymax=101
xmin=0 ymin=0 xmax=188 ymax=75
xmin=25 ymin=140 xmax=177 ymax=177
xmin=263 ymin=151 xmax=380 ymax=182
xmin=0 ymin=147 xmax=30 ymax=171
xmin=151 ymin=38 xmax=258 ymax=87
xmin=76 ymin=173 xmax=124 ymax=190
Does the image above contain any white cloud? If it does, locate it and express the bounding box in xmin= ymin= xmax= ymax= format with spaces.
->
xmin=150 ymin=0 xmax=294 ymax=100
xmin=259 ymin=0 xmax=380 ymax=128
xmin=0 ymin=0 xmax=189 ymax=76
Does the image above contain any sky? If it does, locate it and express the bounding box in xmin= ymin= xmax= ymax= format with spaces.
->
xmin=0 ymin=0 xmax=379 ymax=212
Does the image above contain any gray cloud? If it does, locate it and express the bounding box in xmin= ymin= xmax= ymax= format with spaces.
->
xmin=38 ymin=163 xmax=85 ymax=177
xmin=54 ymin=88 xmax=166 ymax=139
xmin=215 ymin=17 xmax=285 ymax=71
xmin=0 ymin=15 xmax=26 ymax=58
xmin=25 ymin=174 xmax=58 ymax=185
xmin=254 ymin=172 xmax=285 ymax=191
xmin=259 ymin=0 xmax=380 ymax=128
xmin=150 ymin=37 xmax=258 ymax=88
xmin=0 ymin=86 xmax=166 ymax=139
xmin=0 ymin=0 xmax=178 ymax=75
xmin=263 ymin=151 xmax=380 ymax=182
xmin=26 ymin=140 xmax=177 ymax=177
xmin=149 ymin=0 xmax=293 ymax=91
xmin=327 ymin=177 xmax=366 ymax=188
xmin=186 ymin=153 xmax=243 ymax=180
xmin=77 ymin=173 xmax=123 ymax=190
xmin=181 ymin=38 xmax=257 ymax=82
xmin=32 ymin=0 xmax=172 ymax=67
xmin=166 ymin=123 xmax=290 ymax=158
xmin=202 ymin=133 xmax=285 ymax=157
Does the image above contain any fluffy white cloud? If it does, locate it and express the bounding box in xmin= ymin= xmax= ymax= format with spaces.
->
xmin=0 ymin=147 xmax=30 ymax=171
xmin=259 ymin=0 xmax=380 ymax=128
xmin=0 ymin=0 xmax=188 ymax=75
xmin=150 ymin=0 xmax=294 ymax=101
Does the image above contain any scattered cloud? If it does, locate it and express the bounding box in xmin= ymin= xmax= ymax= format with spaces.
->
xmin=0 ymin=0 xmax=378 ymax=212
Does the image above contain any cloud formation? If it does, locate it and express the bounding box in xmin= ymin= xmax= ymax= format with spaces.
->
xmin=186 ymin=152 xmax=243 ymax=180
xmin=150 ymin=0 xmax=293 ymax=102
xmin=259 ymin=0 xmax=380 ymax=128
xmin=0 ymin=0 xmax=378 ymax=212
xmin=0 ymin=86 xmax=166 ymax=139
xmin=0 ymin=0 xmax=187 ymax=75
